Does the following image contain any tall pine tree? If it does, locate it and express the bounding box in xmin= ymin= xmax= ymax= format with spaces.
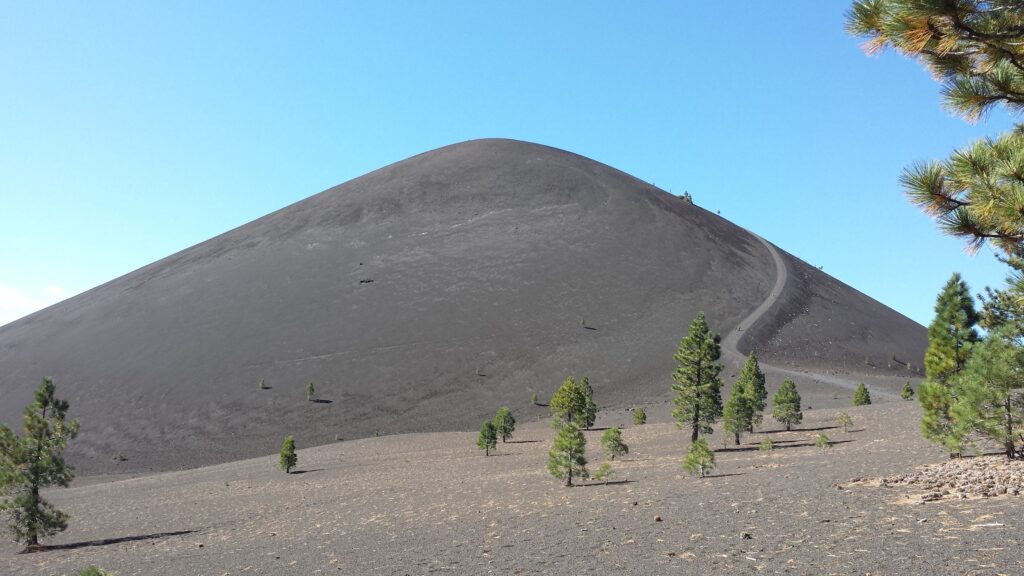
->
xmin=920 ymin=273 xmax=979 ymax=453
xmin=671 ymin=312 xmax=723 ymax=442
xmin=0 ymin=378 xmax=79 ymax=548
xmin=735 ymin=352 xmax=767 ymax=431
xmin=579 ymin=376 xmax=598 ymax=430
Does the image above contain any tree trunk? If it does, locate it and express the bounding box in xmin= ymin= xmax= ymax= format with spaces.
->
xmin=1006 ymin=396 xmax=1014 ymax=460
xmin=786 ymin=422 xmax=791 ymax=431
xmin=691 ymin=403 xmax=700 ymax=443
xmin=486 ymin=446 xmax=489 ymax=456
xmin=734 ymin=432 xmax=740 ymax=446
xmin=565 ymin=468 xmax=572 ymax=487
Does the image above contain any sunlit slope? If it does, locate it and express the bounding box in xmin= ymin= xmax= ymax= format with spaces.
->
xmin=0 ymin=139 xmax=926 ymax=473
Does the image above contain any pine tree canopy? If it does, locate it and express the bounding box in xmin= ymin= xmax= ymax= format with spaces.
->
xmin=551 ymin=375 xmax=591 ymax=428
xmin=493 ymin=407 xmax=516 ymax=443
xmin=671 ymin=312 xmax=724 ymax=442
xmin=926 ymin=273 xmax=980 ymax=384
xmin=0 ymin=378 xmax=79 ymax=547
xmin=735 ymin=352 xmax=767 ymax=430
xmin=848 ymin=1 xmax=1024 ymax=255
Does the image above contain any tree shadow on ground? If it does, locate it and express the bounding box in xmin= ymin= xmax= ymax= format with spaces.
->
xmin=584 ymin=427 xmax=612 ymax=432
xmin=717 ymin=438 xmax=855 ymax=453
xmin=310 ymin=399 xmax=333 ymax=404
xmin=757 ymin=425 xmax=838 ymax=434
xmin=700 ymin=473 xmax=743 ymax=479
xmin=577 ymin=479 xmax=634 ymax=487
xmin=504 ymin=440 xmax=541 ymax=444
xmin=21 ymin=530 xmax=196 ymax=554
xmin=290 ymin=468 xmax=325 ymax=475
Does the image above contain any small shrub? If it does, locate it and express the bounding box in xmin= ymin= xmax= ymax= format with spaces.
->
xmin=593 ymin=462 xmax=615 ymax=484
xmin=531 ymin=391 xmax=538 ymax=405
xmin=758 ymin=437 xmax=774 ymax=452
xmin=632 ymin=406 xmax=647 ymax=425
xmin=683 ymin=438 xmax=715 ymax=478
xmin=258 ymin=378 xmax=267 ymax=390
xmin=112 ymin=451 xmax=126 ymax=462
xmin=836 ymin=412 xmax=853 ymax=433
xmin=815 ymin=434 xmax=832 ymax=449
xmin=306 ymin=382 xmax=315 ymax=401
xmin=853 ymin=383 xmax=871 ymax=406
xmin=78 ymin=568 xmax=112 ymax=576
xmin=900 ymin=381 xmax=914 ymax=400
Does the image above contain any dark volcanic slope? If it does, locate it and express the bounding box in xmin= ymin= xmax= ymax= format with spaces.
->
xmin=0 ymin=139 xmax=926 ymax=474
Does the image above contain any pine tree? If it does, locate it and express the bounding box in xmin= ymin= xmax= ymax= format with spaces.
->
xmin=632 ymin=406 xmax=647 ymax=425
xmin=949 ymin=327 xmax=1024 ymax=459
xmin=900 ymin=381 xmax=914 ymax=400
xmin=492 ymin=407 xmax=516 ymax=443
xmin=918 ymin=274 xmax=980 ymax=453
xmin=600 ymin=427 xmax=628 ymax=461
xmin=723 ymin=383 xmax=755 ymax=446
xmin=550 ymin=376 xmax=588 ymax=427
xmin=671 ymin=312 xmax=724 ymax=442
xmin=477 ymin=421 xmax=497 ymax=456
xmin=736 ymin=352 xmax=767 ymax=430
xmin=848 ymin=1 xmax=1024 ymax=254
xmin=579 ymin=376 xmax=598 ymax=430
xmin=0 ymin=378 xmax=79 ymax=548
xmin=306 ymin=382 xmax=315 ymax=402
xmin=683 ymin=438 xmax=715 ymax=478
xmin=853 ymin=383 xmax=872 ymax=406
xmin=547 ymin=422 xmax=588 ymax=486
xmin=279 ymin=436 xmax=297 ymax=473
xmin=771 ymin=380 xmax=802 ymax=431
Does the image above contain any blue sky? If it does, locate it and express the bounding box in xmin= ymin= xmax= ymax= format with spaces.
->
xmin=0 ymin=2 xmax=1015 ymax=327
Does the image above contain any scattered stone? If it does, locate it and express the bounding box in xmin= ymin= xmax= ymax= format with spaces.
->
xmin=655 ymin=516 xmax=662 ymax=522
xmin=740 ymin=532 xmax=752 ymax=540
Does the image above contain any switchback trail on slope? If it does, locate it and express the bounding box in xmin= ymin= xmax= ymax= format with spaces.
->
xmin=721 ymin=232 xmax=899 ymax=399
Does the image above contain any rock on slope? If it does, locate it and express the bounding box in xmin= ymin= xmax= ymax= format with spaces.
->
xmin=0 ymin=139 xmax=925 ymax=474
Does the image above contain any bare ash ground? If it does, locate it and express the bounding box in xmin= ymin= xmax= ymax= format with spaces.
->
xmin=2 ymin=400 xmax=1021 ymax=576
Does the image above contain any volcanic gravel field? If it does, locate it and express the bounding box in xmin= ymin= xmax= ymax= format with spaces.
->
xmin=3 ymin=400 xmax=1021 ymax=575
